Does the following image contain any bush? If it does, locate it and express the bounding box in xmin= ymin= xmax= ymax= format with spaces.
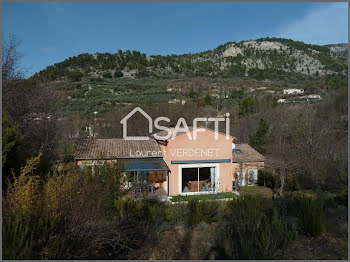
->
xmin=289 ymin=193 xmax=325 ymax=236
xmin=60 ymin=142 xmax=75 ymax=163
xmin=113 ymin=197 xmax=146 ymax=221
xmin=3 ymin=157 xmax=148 ymax=259
xmin=2 ymin=210 xmax=64 ymax=259
xmin=257 ymin=169 xmax=280 ymax=189
xmin=165 ymin=203 xmax=188 ymax=223
xmin=114 ymin=71 xmax=124 ymax=78
xmin=213 ymin=196 xmax=297 ymax=259
xmin=335 ymin=189 xmax=348 ymax=206
xmin=102 ymin=72 xmax=112 ymax=78
xmin=90 ymin=77 xmax=103 ymax=82
xmin=185 ymin=200 xmax=218 ymax=226
xmin=4 ymin=153 xmax=42 ymax=215
xmin=68 ymin=71 xmax=83 ymax=82
xmin=284 ymin=175 xmax=301 ymax=191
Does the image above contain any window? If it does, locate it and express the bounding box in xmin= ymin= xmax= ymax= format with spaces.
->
xmin=248 ymin=169 xmax=258 ymax=185
xmin=182 ymin=167 xmax=215 ymax=193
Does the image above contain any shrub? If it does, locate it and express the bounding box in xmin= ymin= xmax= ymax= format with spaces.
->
xmin=284 ymin=175 xmax=301 ymax=191
xmin=185 ymin=200 xmax=218 ymax=226
xmin=335 ymin=189 xmax=348 ymax=206
xmin=68 ymin=71 xmax=83 ymax=82
xmin=3 ymin=157 xmax=147 ymax=259
xmin=102 ymin=72 xmax=112 ymax=78
xmin=289 ymin=193 xmax=325 ymax=236
xmin=113 ymin=197 xmax=146 ymax=221
xmin=213 ymin=196 xmax=297 ymax=259
xmin=165 ymin=203 xmax=188 ymax=223
xmin=114 ymin=71 xmax=124 ymax=78
xmin=60 ymin=142 xmax=75 ymax=163
xmin=4 ymin=153 xmax=42 ymax=215
xmin=2 ymin=210 xmax=64 ymax=259
xmin=257 ymin=169 xmax=280 ymax=189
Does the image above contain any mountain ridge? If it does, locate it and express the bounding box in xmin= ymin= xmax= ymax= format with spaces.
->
xmin=33 ymin=37 xmax=347 ymax=82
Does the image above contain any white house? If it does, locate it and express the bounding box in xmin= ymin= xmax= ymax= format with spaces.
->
xmin=277 ymin=99 xmax=287 ymax=103
xmin=283 ymin=88 xmax=304 ymax=95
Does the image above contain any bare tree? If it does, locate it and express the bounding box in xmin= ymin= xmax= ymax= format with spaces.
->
xmin=2 ymin=33 xmax=24 ymax=85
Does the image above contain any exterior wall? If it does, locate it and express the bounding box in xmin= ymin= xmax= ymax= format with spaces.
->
xmin=232 ymin=161 xmax=265 ymax=185
xmin=160 ymin=127 xmax=235 ymax=196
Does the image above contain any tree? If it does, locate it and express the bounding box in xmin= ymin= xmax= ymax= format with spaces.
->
xmin=249 ymin=118 xmax=269 ymax=153
xmin=2 ymin=34 xmax=24 ymax=86
xmin=188 ymin=88 xmax=196 ymax=99
xmin=102 ymin=72 xmax=112 ymax=78
xmin=2 ymin=113 xmax=21 ymax=167
xmin=68 ymin=71 xmax=83 ymax=82
xmin=239 ymin=97 xmax=258 ymax=116
xmin=114 ymin=71 xmax=123 ymax=78
xmin=203 ymin=93 xmax=212 ymax=105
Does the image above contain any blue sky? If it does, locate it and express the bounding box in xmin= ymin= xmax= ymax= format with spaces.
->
xmin=3 ymin=2 xmax=348 ymax=77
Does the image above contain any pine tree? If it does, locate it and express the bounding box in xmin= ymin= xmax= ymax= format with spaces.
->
xmin=249 ymin=118 xmax=269 ymax=153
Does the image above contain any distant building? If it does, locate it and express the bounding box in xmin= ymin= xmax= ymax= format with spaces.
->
xmin=210 ymin=93 xmax=220 ymax=98
xmin=305 ymin=94 xmax=321 ymax=99
xmin=168 ymin=98 xmax=180 ymax=104
xmin=283 ymin=88 xmax=304 ymax=95
xmin=277 ymin=99 xmax=287 ymax=103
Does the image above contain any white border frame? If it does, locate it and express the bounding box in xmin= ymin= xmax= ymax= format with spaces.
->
xmin=178 ymin=163 xmax=220 ymax=195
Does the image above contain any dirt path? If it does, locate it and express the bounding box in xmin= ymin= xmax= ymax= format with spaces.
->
xmin=126 ymin=223 xmax=215 ymax=260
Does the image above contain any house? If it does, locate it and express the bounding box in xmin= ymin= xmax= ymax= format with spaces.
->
xmin=282 ymin=88 xmax=304 ymax=95
xmin=74 ymin=139 xmax=169 ymax=192
xmin=74 ymin=127 xmax=265 ymax=196
xmin=168 ymin=98 xmax=181 ymax=104
xmin=300 ymin=94 xmax=321 ymax=100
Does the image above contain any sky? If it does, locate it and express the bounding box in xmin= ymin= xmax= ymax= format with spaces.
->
xmin=3 ymin=2 xmax=348 ymax=77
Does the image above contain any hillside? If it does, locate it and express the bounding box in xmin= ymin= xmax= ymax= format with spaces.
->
xmin=26 ymin=38 xmax=347 ymax=118
xmin=33 ymin=38 xmax=347 ymax=82
xmin=326 ymin=43 xmax=348 ymax=59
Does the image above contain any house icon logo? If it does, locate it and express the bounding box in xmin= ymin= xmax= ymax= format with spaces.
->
xmin=120 ymin=107 xmax=153 ymax=140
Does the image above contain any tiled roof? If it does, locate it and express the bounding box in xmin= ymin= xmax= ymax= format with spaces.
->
xmin=74 ymin=138 xmax=162 ymax=160
xmin=152 ymin=126 xmax=194 ymax=140
xmin=232 ymin=144 xmax=265 ymax=163
xmin=153 ymin=126 xmax=235 ymax=141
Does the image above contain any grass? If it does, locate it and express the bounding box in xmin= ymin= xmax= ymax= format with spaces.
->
xmin=239 ymin=185 xmax=273 ymax=198
xmin=239 ymin=186 xmax=274 ymax=208
xmin=170 ymin=192 xmax=238 ymax=203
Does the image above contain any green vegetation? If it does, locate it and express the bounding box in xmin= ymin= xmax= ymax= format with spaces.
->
xmin=289 ymin=193 xmax=325 ymax=237
xmin=185 ymin=199 xmax=218 ymax=226
xmin=170 ymin=192 xmax=237 ymax=202
xmin=257 ymin=169 xmax=281 ymax=189
xmin=239 ymin=185 xmax=274 ymax=199
xmin=249 ymin=117 xmax=269 ymax=153
xmin=2 ymin=35 xmax=348 ymax=260
xmin=32 ymin=38 xmax=347 ymax=83
xmin=212 ymin=195 xmax=297 ymax=259
xmin=2 ymin=113 xmax=21 ymax=167
xmin=2 ymin=154 xmax=348 ymax=259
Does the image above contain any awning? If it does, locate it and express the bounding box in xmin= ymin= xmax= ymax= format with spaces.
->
xmin=120 ymin=158 xmax=170 ymax=172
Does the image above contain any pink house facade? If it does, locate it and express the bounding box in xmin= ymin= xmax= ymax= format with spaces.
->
xmin=74 ymin=127 xmax=265 ymax=197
